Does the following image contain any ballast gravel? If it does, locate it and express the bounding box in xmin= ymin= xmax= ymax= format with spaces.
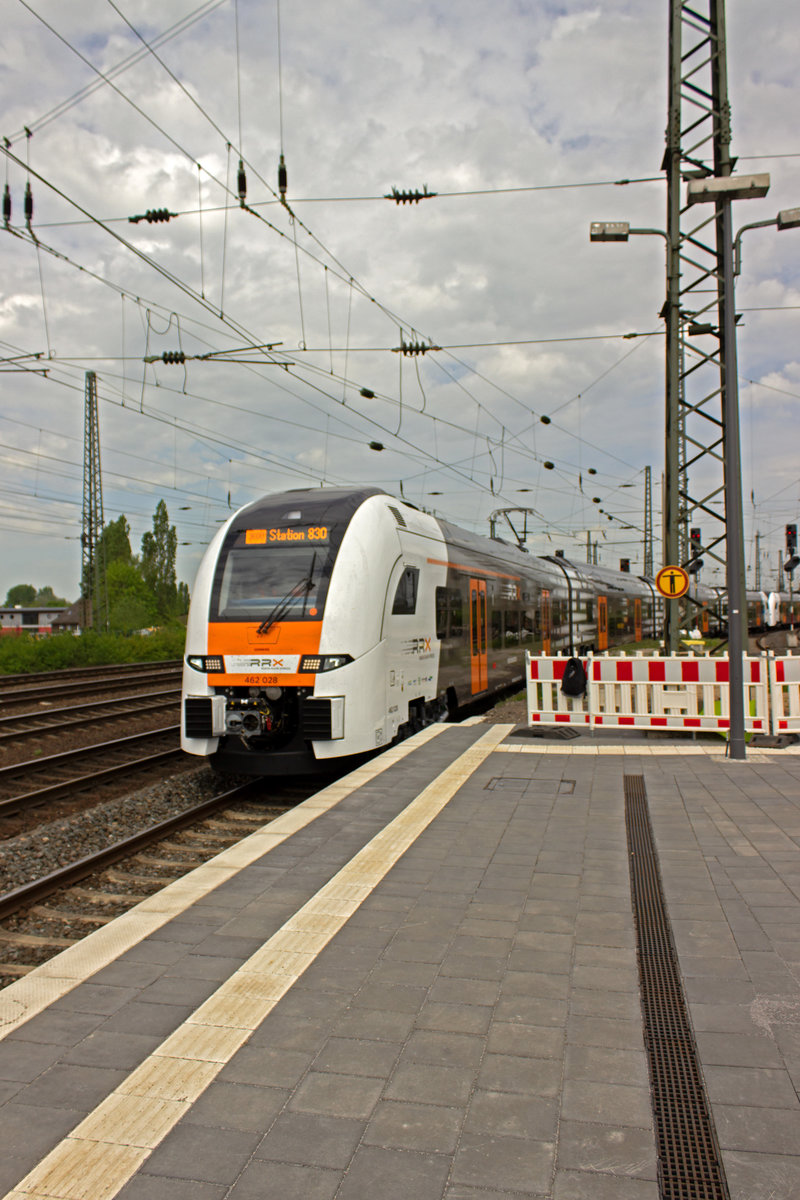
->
xmin=0 ymin=766 xmax=238 ymax=893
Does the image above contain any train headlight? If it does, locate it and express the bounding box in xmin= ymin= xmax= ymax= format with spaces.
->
xmin=299 ymin=653 xmax=353 ymax=673
xmin=186 ymin=655 xmax=225 ymax=673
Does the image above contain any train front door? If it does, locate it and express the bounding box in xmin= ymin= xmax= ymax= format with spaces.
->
xmin=469 ymin=578 xmax=487 ymax=694
xmin=597 ymin=595 xmax=608 ymax=651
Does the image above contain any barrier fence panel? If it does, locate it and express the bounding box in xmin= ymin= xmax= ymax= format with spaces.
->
xmin=768 ymin=656 xmax=800 ymax=733
xmin=588 ymin=653 xmax=769 ymax=733
xmin=526 ymin=653 xmax=590 ymax=727
xmin=526 ymin=651 xmax=774 ymax=735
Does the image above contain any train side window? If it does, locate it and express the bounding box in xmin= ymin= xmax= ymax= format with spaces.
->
xmin=435 ymin=587 xmax=448 ymax=639
xmin=392 ymin=566 xmax=419 ymax=614
xmin=504 ymin=608 xmax=520 ymax=646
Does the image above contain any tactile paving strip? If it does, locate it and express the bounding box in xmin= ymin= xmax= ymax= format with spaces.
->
xmin=624 ymin=774 xmax=730 ymax=1200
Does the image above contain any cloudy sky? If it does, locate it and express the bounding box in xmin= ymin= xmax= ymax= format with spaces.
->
xmin=1 ymin=0 xmax=798 ymax=603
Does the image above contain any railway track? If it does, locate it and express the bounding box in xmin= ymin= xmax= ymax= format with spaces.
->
xmin=0 ymin=664 xmax=182 ymax=708
xmin=0 ymin=659 xmax=181 ymax=690
xmin=0 ymin=688 xmax=180 ymax=744
xmin=0 ymin=726 xmax=183 ymax=820
xmin=0 ymin=782 xmax=306 ymax=986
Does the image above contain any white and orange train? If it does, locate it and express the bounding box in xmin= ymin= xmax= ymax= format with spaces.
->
xmin=181 ymin=486 xmax=795 ymax=774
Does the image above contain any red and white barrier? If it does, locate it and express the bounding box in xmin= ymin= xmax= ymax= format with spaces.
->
xmin=768 ymin=656 xmax=800 ymax=733
xmin=588 ymin=654 xmax=768 ymax=733
xmin=526 ymin=651 xmax=775 ymax=736
xmin=526 ymin=655 xmax=590 ymax=727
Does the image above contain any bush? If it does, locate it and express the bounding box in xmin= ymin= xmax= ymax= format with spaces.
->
xmin=0 ymin=626 xmax=187 ymax=674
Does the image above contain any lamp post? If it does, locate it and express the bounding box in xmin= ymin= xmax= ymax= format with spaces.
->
xmin=686 ymin=173 xmax=770 ymax=760
xmin=589 ymin=221 xmax=681 ymax=652
xmin=734 ymin=208 xmax=800 ymax=275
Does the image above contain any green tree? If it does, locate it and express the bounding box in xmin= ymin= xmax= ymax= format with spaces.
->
xmin=97 ymin=515 xmax=133 ymax=567
xmin=5 ymin=584 xmax=37 ymax=606
xmin=140 ymin=500 xmax=179 ymax=619
xmin=34 ymin=586 xmax=70 ymax=606
xmin=105 ymin=561 xmax=158 ymax=632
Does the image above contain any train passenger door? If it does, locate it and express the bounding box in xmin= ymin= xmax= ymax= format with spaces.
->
xmin=541 ymin=589 xmax=551 ymax=655
xmin=597 ymin=595 xmax=608 ymax=651
xmin=634 ymin=598 xmax=642 ymax=643
xmin=469 ymin=578 xmax=487 ymax=693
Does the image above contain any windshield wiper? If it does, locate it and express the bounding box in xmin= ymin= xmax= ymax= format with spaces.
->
xmin=256 ymin=553 xmax=317 ymax=636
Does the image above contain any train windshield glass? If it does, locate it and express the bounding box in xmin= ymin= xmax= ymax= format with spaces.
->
xmin=211 ymin=543 xmax=331 ymax=621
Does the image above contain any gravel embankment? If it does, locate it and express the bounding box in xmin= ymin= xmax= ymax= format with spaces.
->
xmin=0 ymin=766 xmax=235 ymax=893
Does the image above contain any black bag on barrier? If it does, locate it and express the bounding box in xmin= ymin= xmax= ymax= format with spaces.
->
xmin=560 ymin=657 xmax=587 ymax=697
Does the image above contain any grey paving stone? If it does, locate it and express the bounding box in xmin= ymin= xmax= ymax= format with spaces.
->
xmin=289 ymin=1070 xmax=384 ymax=1119
xmin=440 ymin=952 xmax=509 ymax=981
xmin=13 ymin=1063 xmax=129 ymax=1110
xmin=451 ymin=1131 xmax=555 ymax=1194
xmin=715 ymin=1103 xmax=800 ymax=1154
xmin=486 ymin=1022 xmax=564 ymax=1060
xmin=367 ymin=960 xmax=440 ymax=988
xmin=722 ymin=1149 xmax=800 ymax=1200
xmin=552 ymin=1169 xmax=659 ymax=1199
xmin=495 ymin=993 xmax=568 ymax=1028
xmin=428 ymin=976 xmax=500 ymax=1007
xmin=567 ymin=1014 xmax=645 ymax=1051
xmin=336 ymin=1144 xmax=451 ymax=1200
xmin=695 ymin=1031 xmax=784 ymax=1069
xmin=84 ymin=959 xmax=167 ymax=989
xmin=255 ymin=1111 xmax=366 ymax=1169
xmin=363 ymin=1098 xmax=464 ymax=1153
xmin=464 ymin=1089 xmax=557 ymax=1141
xmin=50 ymin=983 xmax=140 ymax=1015
xmin=333 ymin=1006 xmax=416 ymax=1043
xmin=415 ymin=1001 xmax=493 ymax=1036
xmin=556 ymin=1119 xmax=656 ymax=1178
xmin=569 ymin=988 xmax=642 ymax=1021
xmin=353 ymin=983 xmax=428 ymax=1013
xmin=139 ymin=1124 xmax=262 ymax=1184
xmin=564 ymin=1044 xmax=649 ymax=1088
xmin=703 ymin=1064 xmax=800 ymax=1108
xmin=137 ymin=975 xmax=221 ymax=1007
xmin=218 ymin=1045 xmax=312 ymax=1089
xmin=0 ymin=1039 xmax=64 ymax=1083
xmin=181 ymin=1080 xmax=288 ymax=1131
xmin=313 ymin=1036 xmax=401 ymax=1078
xmin=0 ymin=1101 xmax=83 ymax=1165
xmin=117 ymin=1176 xmax=226 ymax=1200
xmin=477 ymin=1053 xmax=562 ymax=1098
xmin=402 ymin=1029 xmax=485 ymax=1069
xmin=61 ymin=1029 xmax=163 ymax=1070
xmin=385 ymin=1062 xmax=476 ymax=1107
xmin=501 ymin=969 xmax=570 ymax=1000
xmin=227 ymin=1159 xmax=340 ymax=1200
xmin=4 ymin=1008 xmax=104 ymax=1048
xmin=561 ymin=1079 xmax=653 ymax=1128
xmin=100 ymin=1000 xmax=195 ymax=1037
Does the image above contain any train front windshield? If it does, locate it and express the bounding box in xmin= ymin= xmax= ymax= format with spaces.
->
xmin=211 ymin=537 xmax=335 ymax=622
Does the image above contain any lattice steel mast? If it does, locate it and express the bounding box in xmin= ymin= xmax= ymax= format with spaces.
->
xmin=663 ymin=0 xmax=746 ymax=649
xmin=81 ymin=370 xmax=105 ymax=628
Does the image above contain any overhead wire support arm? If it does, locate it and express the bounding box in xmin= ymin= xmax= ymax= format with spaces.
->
xmin=385 ymin=185 xmax=438 ymax=205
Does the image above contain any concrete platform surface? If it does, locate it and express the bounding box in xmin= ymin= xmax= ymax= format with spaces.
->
xmin=0 ymin=722 xmax=799 ymax=1200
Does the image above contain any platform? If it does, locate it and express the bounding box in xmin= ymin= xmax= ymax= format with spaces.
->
xmin=1 ymin=722 xmax=799 ymax=1200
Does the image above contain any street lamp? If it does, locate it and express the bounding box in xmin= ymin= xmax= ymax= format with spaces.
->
xmin=685 ymin=172 xmax=771 ymax=760
xmin=589 ymin=220 xmax=680 ymax=653
xmin=734 ymin=207 xmax=800 ymax=275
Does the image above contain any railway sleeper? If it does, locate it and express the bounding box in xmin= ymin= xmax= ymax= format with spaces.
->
xmin=29 ymin=906 xmax=113 ymax=925
xmin=0 ymin=930 xmax=76 ymax=949
xmin=67 ymin=886 xmax=149 ymax=904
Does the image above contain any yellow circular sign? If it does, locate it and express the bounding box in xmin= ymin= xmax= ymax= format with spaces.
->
xmin=655 ymin=565 xmax=690 ymax=599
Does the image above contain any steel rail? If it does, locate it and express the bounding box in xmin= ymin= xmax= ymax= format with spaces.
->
xmin=0 ymin=689 xmax=180 ymax=739
xmin=0 ymin=782 xmax=260 ymax=921
xmin=0 ymin=668 xmax=182 ymax=706
xmin=0 ymin=726 xmax=182 ymax=817
xmin=0 ymin=660 xmax=181 ymax=688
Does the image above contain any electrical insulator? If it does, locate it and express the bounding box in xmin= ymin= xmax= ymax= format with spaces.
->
xmin=237 ymin=159 xmax=247 ymax=205
xmin=360 ymin=387 xmax=375 ymax=399
xmin=161 ymin=351 xmax=186 ymax=364
xmin=24 ymin=180 xmax=33 ymax=224
xmin=147 ymin=208 xmax=172 ymax=223
xmin=385 ymin=185 xmax=437 ymax=205
xmin=2 ymin=184 xmax=10 ymax=226
xmin=278 ymin=154 xmax=287 ymax=200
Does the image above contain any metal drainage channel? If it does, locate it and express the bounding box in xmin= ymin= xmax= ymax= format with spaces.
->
xmin=624 ymin=775 xmax=730 ymax=1200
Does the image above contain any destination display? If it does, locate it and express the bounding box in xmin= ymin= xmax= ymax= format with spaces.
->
xmin=244 ymin=526 xmax=330 ymax=545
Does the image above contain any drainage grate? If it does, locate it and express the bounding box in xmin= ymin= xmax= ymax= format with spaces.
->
xmin=624 ymin=775 xmax=730 ymax=1200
